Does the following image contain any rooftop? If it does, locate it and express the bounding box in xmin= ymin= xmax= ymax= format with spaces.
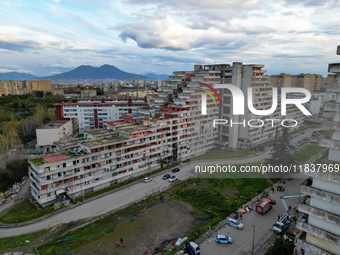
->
xmin=80 ymin=134 xmax=127 ymax=147
xmin=44 ymin=153 xmax=70 ymax=163
xmin=37 ymin=119 xmax=70 ymax=130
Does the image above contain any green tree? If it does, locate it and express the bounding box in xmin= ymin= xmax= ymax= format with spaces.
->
xmin=267 ymin=127 xmax=295 ymax=166
xmin=156 ymin=158 xmax=168 ymax=169
xmin=266 ymin=236 xmax=294 ymax=255
xmin=0 ymin=107 xmax=8 ymax=122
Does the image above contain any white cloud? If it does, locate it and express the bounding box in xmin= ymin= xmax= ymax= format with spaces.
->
xmin=51 ymin=0 xmax=61 ymax=3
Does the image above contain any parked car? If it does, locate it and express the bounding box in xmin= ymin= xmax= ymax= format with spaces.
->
xmin=215 ymin=235 xmax=232 ymax=244
xmin=255 ymin=151 xmax=262 ymax=156
xmin=143 ymin=177 xmax=152 ymax=183
xmin=301 ymin=131 xmax=305 ymax=134
xmin=172 ymin=168 xmax=180 ymax=173
xmin=162 ymin=174 xmax=171 ymax=180
xmin=294 ymin=134 xmax=299 ymax=138
xmin=169 ymin=176 xmax=178 ymax=182
xmin=227 ymin=218 xmax=243 ymax=230
xmin=310 ymin=140 xmax=318 ymax=143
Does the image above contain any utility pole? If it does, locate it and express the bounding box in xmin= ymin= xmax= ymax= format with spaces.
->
xmin=252 ymin=225 xmax=255 ymax=255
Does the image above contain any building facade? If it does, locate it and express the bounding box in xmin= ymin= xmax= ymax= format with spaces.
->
xmin=0 ymin=80 xmax=52 ymax=96
xmin=294 ymin=45 xmax=340 ymax=255
xmin=54 ymin=98 xmax=147 ymax=131
xmin=270 ymin=73 xmax=322 ymax=92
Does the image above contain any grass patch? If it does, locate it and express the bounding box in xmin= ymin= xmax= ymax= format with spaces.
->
xmin=192 ymin=149 xmax=253 ymax=160
xmin=37 ymin=196 xmax=161 ymax=254
xmin=78 ymin=163 xmax=179 ymax=201
xmin=292 ymin=143 xmax=326 ymax=165
xmin=0 ymin=200 xmax=54 ymax=224
xmin=0 ymin=229 xmax=49 ymax=252
xmin=76 ymin=133 xmax=84 ymax=138
xmin=319 ymin=130 xmax=332 ymax=135
xmin=165 ymin=178 xmax=271 ymax=217
xmin=31 ymin=157 xmax=45 ymax=164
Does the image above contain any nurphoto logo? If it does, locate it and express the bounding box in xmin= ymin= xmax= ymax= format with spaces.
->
xmin=200 ymin=83 xmax=312 ymax=128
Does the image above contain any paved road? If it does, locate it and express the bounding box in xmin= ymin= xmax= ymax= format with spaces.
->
xmin=199 ymin=177 xmax=305 ymax=255
xmin=0 ymin=128 xmax=322 ymax=238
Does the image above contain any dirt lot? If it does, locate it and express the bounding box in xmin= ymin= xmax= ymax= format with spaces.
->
xmin=72 ymin=200 xmax=205 ymax=255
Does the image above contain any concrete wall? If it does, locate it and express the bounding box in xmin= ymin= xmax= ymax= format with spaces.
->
xmin=306 ymin=233 xmax=340 ymax=255
xmin=313 ymin=178 xmax=340 ymax=195
xmin=37 ymin=128 xmax=59 ymax=146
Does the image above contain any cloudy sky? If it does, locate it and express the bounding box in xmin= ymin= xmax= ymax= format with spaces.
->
xmin=0 ymin=0 xmax=339 ymax=77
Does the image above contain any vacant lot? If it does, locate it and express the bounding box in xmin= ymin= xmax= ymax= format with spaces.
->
xmin=0 ymin=200 xmax=54 ymax=224
xmin=37 ymin=197 xmax=207 ymax=255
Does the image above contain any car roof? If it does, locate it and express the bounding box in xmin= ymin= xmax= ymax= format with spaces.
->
xmin=217 ymin=235 xmax=227 ymax=238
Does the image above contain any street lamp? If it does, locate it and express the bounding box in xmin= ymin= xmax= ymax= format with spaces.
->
xmin=252 ymin=225 xmax=255 ymax=255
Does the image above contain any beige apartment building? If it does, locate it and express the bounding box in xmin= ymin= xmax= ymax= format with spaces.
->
xmin=270 ymin=73 xmax=322 ymax=92
xmin=0 ymin=80 xmax=52 ymax=96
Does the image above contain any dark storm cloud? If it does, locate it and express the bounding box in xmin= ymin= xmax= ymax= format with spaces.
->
xmin=0 ymin=39 xmax=42 ymax=52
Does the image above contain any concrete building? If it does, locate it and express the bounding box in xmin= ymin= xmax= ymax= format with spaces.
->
xmin=0 ymin=80 xmax=51 ymax=96
xmin=36 ymin=119 xmax=74 ymax=154
xmin=294 ymin=45 xmax=340 ymax=255
xmin=165 ymin=63 xmax=303 ymax=150
xmin=311 ymin=92 xmax=337 ymax=110
xmin=295 ymin=172 xmax=340 ymax=255
xmin=53 ymin=89 xmax=64 ymax=96
xmin=320 ymin=46 xmax=340 ymax=161
xmin=305 ymin=98 xmax=321 ymax=115
xmin=80 ymin=90 xmax=97 ymax=98
xmin=54 ymin=97 xmax=147 ymax=131
xmin=271 ymin=73 xmax=322 ymax=92
xmin=28 ymin=107 xmax=194 ymax=206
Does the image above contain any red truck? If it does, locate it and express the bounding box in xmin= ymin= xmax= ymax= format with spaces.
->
xmin=255 ymin=198 xmax=275 ymax=215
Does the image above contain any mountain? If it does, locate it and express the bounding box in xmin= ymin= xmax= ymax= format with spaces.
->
xmin=42 ymin=64 xmax=152 ymax=82
xmin=0 ymin=72 xmax=37 ymax=80
xmin=144 ymin=73 xmax=171 ymax=80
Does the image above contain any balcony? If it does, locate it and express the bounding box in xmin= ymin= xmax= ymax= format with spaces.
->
xmin=328 ymin=63 xmax=340 ymax=74
xmin=326 ymin=83 xmax=340 ymax=93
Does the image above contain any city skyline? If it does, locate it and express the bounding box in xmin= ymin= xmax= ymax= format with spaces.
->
xmin=0 ymin=0 xmax=340 ymax=77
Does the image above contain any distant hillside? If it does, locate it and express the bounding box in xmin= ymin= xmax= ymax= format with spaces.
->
xmin=0 ymin=72 xmax=37 ymax=80
xmin=42 ymin=64 xmax=152 ymax=82
xmin=144 ymin=73 xmax=170 ymax=80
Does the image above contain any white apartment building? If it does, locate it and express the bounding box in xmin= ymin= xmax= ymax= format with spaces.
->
xmin=55 ymin=98 xmax=147 ymax=131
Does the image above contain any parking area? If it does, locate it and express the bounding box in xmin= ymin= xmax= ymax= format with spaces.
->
xmin=290 ymin=131 xmax=321 ymax=150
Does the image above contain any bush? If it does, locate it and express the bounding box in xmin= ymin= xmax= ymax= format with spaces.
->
xmin=0 ymin=159 xmax=29 ymax=192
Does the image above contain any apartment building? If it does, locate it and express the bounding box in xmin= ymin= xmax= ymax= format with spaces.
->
xmin=28 ymin=107 xmax=192 ymax=207
xmin=311 ymin=92 xmax=337 ymax=109
xmin=295 ymin=172 xmax=340 ymax=255
xmin=294 ymin=45 xmax=340 ymax=255
xmin=148 ymin=68 xmax=219 ymax=157
xmin=54 ymin=97 xmax=147 ymax=131
xmin=271 ymin=73 xmax=322 ymax=92
xmin=0 ymin=80 xmax=51 ymax=96
xmin=168 ymin=63 xmax=303 ymax=149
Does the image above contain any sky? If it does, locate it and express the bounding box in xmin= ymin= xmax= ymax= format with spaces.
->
xmin=0 ymin=0 xmax=339 ymax=77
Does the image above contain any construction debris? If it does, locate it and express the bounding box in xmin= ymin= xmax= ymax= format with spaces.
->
xmin=0 ymin=176 xmax=28 ymax=206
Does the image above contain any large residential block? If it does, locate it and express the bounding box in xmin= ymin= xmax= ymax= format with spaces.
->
xmin=0 ymin=80 xmax=51 ymax=96
xmin=54 ymin=97 xmax=147 ymax=131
